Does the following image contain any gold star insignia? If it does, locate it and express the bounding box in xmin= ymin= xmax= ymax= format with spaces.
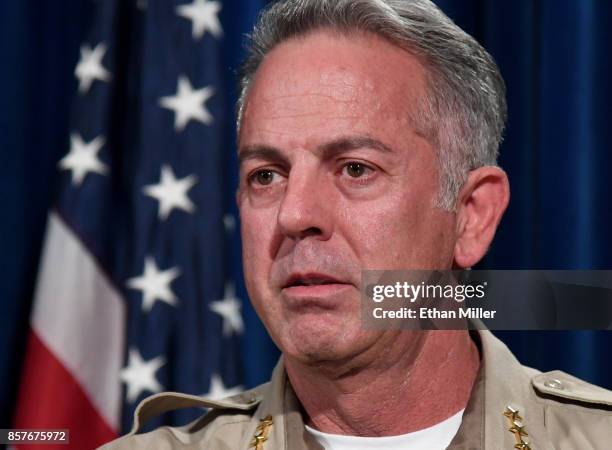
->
xmin=503 ymin=406 xmax=533 ymax=449
xmin=250 ymin=415 xmax=273 ymax=450
xmin=503 ymin=405 xmax=523 ymax=422
xmin=509 ymin=420 xmax=529 ymax=438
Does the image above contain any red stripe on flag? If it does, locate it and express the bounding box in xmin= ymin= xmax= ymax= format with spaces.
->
xmin=13 ymin=330 xmax=118 ymax=450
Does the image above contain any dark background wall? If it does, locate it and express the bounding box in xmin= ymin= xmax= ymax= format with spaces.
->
xmin=1 ymin=0 xmax=611 ymax=428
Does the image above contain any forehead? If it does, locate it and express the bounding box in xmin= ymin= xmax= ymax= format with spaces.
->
xmin=239 ymin=29 xmax=429 ymax=149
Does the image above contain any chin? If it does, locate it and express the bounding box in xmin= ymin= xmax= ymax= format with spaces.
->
xmin=281 ymin=316 xmax=368 ymax=364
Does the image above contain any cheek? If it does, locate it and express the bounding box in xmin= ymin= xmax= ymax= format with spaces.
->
xmin=240 ymin=205 xmax=278 ymax=283
xmin=337 ymin=188 xmax=449 ymax=268
xmin=334 ymin=195 xmax=405 ymax=265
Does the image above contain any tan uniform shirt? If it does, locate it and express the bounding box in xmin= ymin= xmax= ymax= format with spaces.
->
xmin=101 ymin=331 xmax=612 ymax=449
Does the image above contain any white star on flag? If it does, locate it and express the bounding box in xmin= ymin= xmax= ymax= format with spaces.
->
xmin=127 ymin=257 xmax=180 ymax=312
xmin=120 ymin=348 xmax=165 ymax=403
xmin=143 ymin=165 xmax=197 ymax=220
xmin=58 ymin=133 xmax=108 ymax=186
xmin=210 ymin=282 xmax=244 ymax=336
xmin=205 ymin=373 xmax=243 ymax=400
xmin=176 ymin=0 xmax=223 ymax=40
xmin=159 ymin=76 xmax=214 ymax=131
xmin=74 ymin=42 xmax=111 ymax=94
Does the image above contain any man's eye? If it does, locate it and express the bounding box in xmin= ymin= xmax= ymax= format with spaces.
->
xmin=343 ymin=162 xmax=371 ymax=178
xmin=252 ymin=169 xmax=277 ymax=186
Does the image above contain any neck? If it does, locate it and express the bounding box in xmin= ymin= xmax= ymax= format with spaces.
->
xmin=284 ymin=330 xmax=479 ymax=436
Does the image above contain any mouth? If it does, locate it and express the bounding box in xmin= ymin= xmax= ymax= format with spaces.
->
xmin=283 ymin=272 xmax=348 ymax=288
xmin=281 ymin=273 xmax=353 ymax=301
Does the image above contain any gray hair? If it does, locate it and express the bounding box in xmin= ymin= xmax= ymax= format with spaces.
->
xmin=237 ymin=0 xmax=507 ymax=210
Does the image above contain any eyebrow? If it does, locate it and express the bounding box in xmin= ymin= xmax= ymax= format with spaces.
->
xmin=238 ymin=136 xmax=395 ymax=166
xmin=319 ymin=136 xmax=395 ymax=158
xmin=238 ymin=145 xmax=290 ymax=166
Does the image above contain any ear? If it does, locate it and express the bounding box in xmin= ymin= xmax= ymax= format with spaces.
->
xmin=453 ymin=166 xmax=510 ymax=268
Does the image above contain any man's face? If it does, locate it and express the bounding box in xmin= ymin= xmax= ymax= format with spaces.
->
xmin=237 ymin=30 xmax=457 ymax=363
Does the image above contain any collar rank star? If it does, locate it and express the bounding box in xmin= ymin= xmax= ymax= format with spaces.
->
xmin=503 ymin=405 xmax=532 ymax=449
xmin=250 ymin=415 xmax=273 ymax=450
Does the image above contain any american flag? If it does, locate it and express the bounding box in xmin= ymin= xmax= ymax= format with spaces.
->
xmin=13 ymin=1 xmax=249 ymax=448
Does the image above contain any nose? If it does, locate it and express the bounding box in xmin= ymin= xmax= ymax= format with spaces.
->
xmin=277 ymin=169 xmax=333 ymax=240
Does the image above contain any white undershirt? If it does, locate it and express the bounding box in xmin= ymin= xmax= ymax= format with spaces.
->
xmin=305 ymin=408 xmax=464 ymax=450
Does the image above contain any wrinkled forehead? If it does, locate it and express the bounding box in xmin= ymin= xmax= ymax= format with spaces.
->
xmin=239 ymin=29 xmax=429 ymax=144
